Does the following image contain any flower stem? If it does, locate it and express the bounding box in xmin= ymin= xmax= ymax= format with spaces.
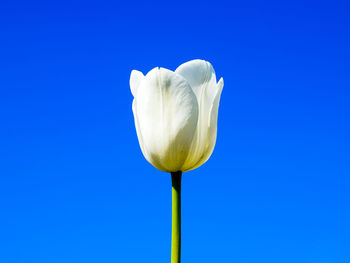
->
xmin=171 ymin=171 xmax=182 ymax=263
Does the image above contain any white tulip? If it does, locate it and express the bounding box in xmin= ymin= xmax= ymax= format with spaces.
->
xmin=130 ymin=59 xmax=223 ymax=172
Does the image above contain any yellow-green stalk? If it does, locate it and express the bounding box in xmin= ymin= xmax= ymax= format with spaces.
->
xmin=171 ymin=171 xmax=182 ymax=263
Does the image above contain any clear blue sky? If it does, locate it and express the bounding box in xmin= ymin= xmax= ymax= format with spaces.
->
xmin=1 ymin=0 xmax=349 ymax=262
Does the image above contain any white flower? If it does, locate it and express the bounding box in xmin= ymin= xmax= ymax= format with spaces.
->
xmin=130 ymin=59 xmax=223 ymax=172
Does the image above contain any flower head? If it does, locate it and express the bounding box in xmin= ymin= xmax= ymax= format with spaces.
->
xmin=130 ymin=59 xmax=223 ymax=172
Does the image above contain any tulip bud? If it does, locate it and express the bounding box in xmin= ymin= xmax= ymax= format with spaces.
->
xmin=130 ymin=59 xmax=223 ymax=172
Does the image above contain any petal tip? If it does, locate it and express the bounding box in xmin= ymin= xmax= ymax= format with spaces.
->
xmin=218 ymin=77 xmax=224 ymax=90
xmin=130 ymin=70 xmax=144 ymax=96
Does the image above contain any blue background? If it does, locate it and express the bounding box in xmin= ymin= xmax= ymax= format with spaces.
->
xmin=1 ymin=0 xmax=349 ymax=262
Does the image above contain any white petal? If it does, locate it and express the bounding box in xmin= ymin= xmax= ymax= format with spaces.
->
xmin=175 ymin=59 xmax=217 ymax=100
xmin=188 ymin=77 xmax=224 ymax=171
xmin=210 ymin=78 xmax=224 ymax=127
xmin=176 ymin=60 xmax=220 ymax=171
xmin=130 ymin=70 xmax=144 ymax=96
xmin=132 ymin=99 xmax=165 ymax=171
xmin=134 ymin=67 xmax=198 ymax=172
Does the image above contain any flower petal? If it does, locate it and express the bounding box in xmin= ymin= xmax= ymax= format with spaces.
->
xmin=130 ymin=70 xmax=144 ymax=96
xmin=176 ymin=60 xmax=221 ymax=171
xmin=132 ymin=99 xmax=165 ymax=171
xmin=175 ymin=59 xmax=217 ymax=101
xmin=188 ymin=77 xmax=224 ymax=171
xmin=134 ymin=67 xmax=199 ymax=172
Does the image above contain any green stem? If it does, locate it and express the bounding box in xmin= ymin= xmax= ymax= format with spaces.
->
xmin=171 ymin=171 xmax=182 ymax=263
